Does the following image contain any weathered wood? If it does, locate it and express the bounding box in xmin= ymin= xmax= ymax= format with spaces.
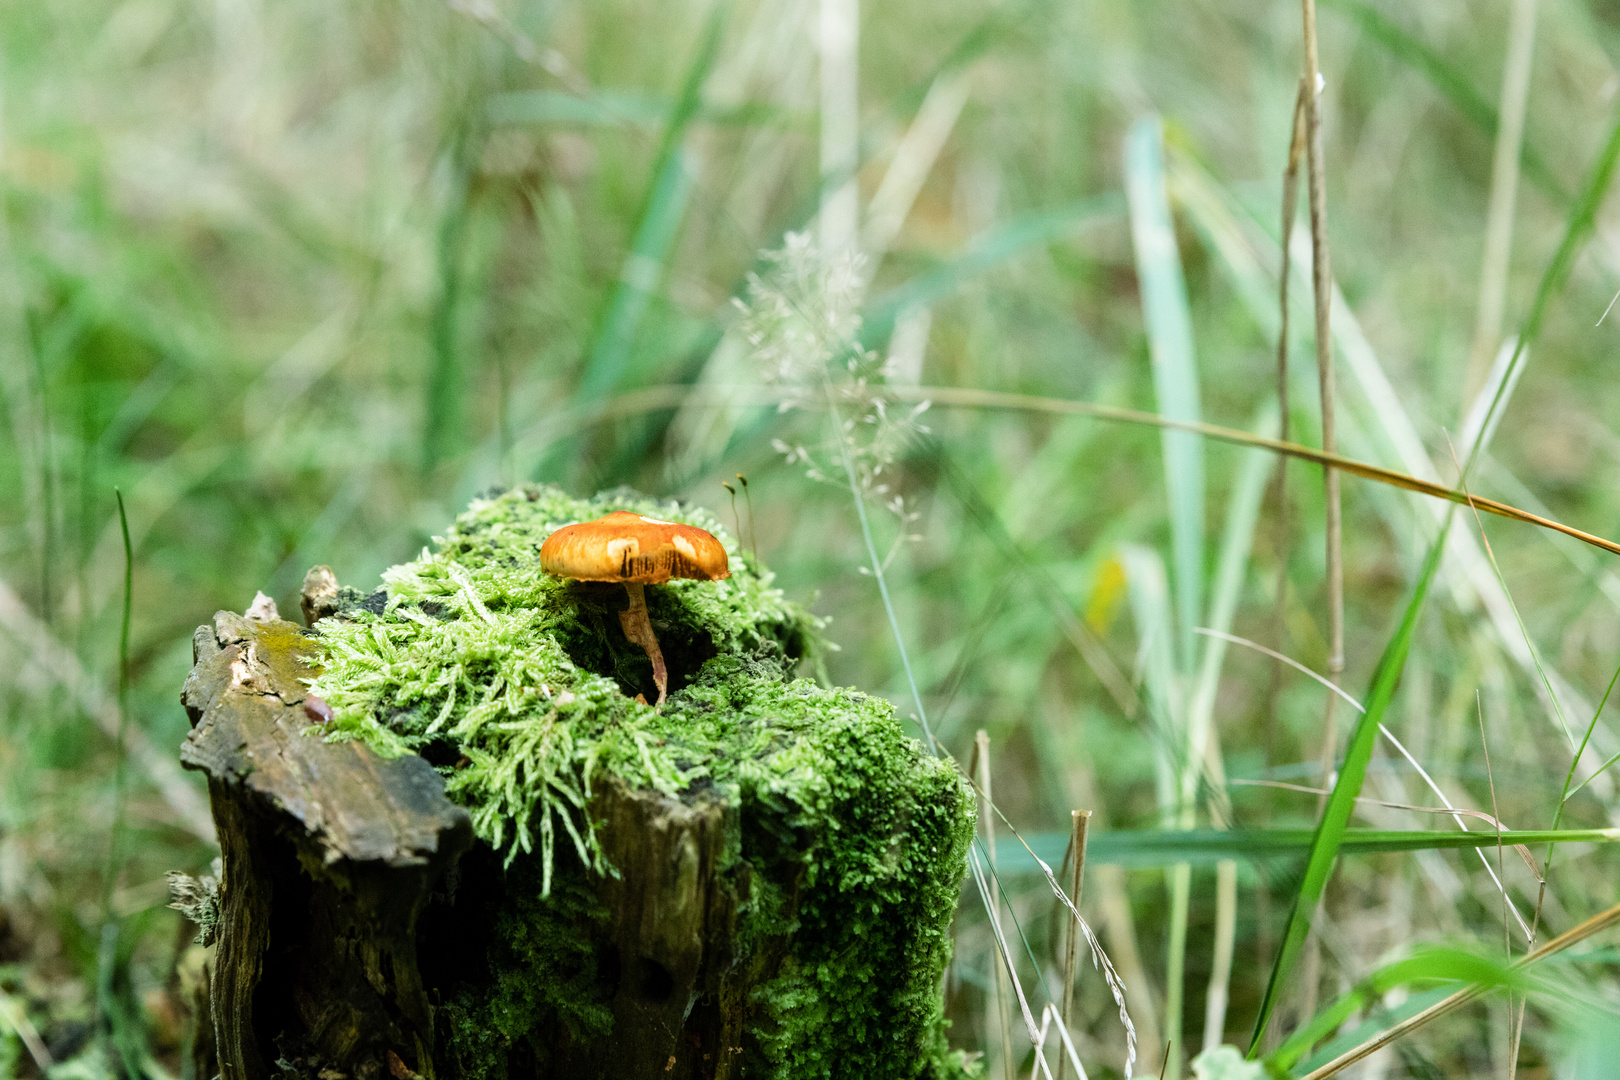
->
xmin=181 ymin=599 xmax=473 ymax=1079
xmin=558 ymin=780 xmax=763 ymax=1079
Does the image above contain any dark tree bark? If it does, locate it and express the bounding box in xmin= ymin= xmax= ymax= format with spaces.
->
xmin=555 ymin=779 xmax=788 ymax=1080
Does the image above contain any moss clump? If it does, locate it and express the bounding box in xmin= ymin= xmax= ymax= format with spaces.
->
xmin=310 ymin=485 xmax=818 ymax=887
xmin=308 ymin=485 xmax=976 ymax=1078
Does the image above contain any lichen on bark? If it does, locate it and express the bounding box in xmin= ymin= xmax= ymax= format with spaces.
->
xmin=305 ymin=485 xmax=976 ymax=1078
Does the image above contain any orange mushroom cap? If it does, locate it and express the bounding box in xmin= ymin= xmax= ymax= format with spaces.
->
xmin=539 ymin=511 xmax=731 ymax=584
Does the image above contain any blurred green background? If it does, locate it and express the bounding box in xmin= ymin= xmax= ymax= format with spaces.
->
xmin=6 ymin=0 xmax=1620 ymax=1076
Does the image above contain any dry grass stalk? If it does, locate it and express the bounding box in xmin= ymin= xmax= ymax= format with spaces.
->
xmin=974 ymin=729 xmax=1018 ymax=1080
xmin=1301 ymin=900 xmax=1620 ymax=1078
xmin=1265 ymin=75 xmax=1308 ymax=796
xmin=1298 ymin=0 xmax=1341 ymax=1030
xmin=509 ymin=380 xmax=1620 ymax=560
xmin=1201 ymin=860 xmax=1238 ymax=1053
xmin=1056 ymin=808 xmax=1092 ymax=1080
xmin=1258 ymin=80 xmax=1309 ymax=1031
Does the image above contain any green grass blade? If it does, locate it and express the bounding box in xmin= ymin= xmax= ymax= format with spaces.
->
xmin=1184 ymin=407 xmax=1273 ymax=1059
xmin=104 ymin=487 xmax=133 ymax=911
xmin=992 ymin=826 xmax=1620 ymax=872
xmin=1289 ymin=984 xmax=1455 ymax=1075
xmin=1126 ymin=115 xmax=1203 ymax=676
xmin=1266 ymin=947 xmax=1518 ymax=1072
xmin=574 ymin=4 xmax=725 ymax=405
xmin=1247 ymin=512 xmax=1454 ymax=1054
xmin=1322 ymin=0 xmax=1567 ymax=203
xmin=1127 ymin=113 xmax=1209 ymax=1073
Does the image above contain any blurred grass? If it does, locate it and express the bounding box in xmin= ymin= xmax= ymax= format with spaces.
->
xmin=5 ymin=0 xmax=1620 ymax=1076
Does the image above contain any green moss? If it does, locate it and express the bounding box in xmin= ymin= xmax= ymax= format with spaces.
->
xmin=310 ymin=485 xmax=819 ymax=887
xmin=308 ymin=486 xmax=976 ymax=1078
xmin=708 ymin=660 xmax=976 ymax=1078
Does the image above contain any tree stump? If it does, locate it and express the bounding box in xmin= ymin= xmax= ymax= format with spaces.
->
xmin=180 ymin=602 xmax=473 ymax=1078
xmin=177 ymin=487 xmax=975 ymax=1080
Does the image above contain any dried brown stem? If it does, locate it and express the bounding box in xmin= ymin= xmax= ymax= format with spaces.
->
xmin=526 ymin=383 xmax=1620 ymax=561
xmin=1056 ymin=809 xmax=1092 ymax=1080
xmin=1266 ymin=76 xmax=1309 ymax=787
xmin=1261 ymin=89 xmax=1310 ymax=1024
xmin=1298 ymin=0 xmax=1341 ymax=1029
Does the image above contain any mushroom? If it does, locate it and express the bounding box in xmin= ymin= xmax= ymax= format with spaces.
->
xmin=539 ymin=511 xmax=730 ymax=706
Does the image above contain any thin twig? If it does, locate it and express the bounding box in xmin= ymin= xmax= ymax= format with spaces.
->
xmin=1299 ymin=2 xmax=1342 ymax=700
xmin=887 ymin=385 xmax=1620 ymax=555
xmin=1033 ymin=1001 xmax=1094 ymax=1080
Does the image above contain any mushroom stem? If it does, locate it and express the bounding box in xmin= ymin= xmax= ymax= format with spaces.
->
xmin=618 ymin=581 xmax=668 ymax=706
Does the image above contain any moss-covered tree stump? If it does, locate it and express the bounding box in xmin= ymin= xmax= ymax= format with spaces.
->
xmin=179 ymin=487 xmax=975 ymax=1079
